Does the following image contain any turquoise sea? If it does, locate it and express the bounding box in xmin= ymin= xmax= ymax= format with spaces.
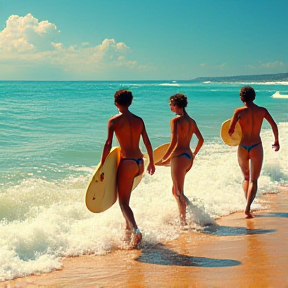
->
xmin=0 ymin=80 xmax=287 ymax=280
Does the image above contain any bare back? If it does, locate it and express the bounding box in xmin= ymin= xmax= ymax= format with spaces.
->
xmin=228 ymin=86 xmax=280 ymax=219
xmin=111 ymin=111 xmax=144 ymax=158
xmin=171 ymin=114 xmax=195 ymax=156
xmin=233 ymin=103 xmax=266 ymax=145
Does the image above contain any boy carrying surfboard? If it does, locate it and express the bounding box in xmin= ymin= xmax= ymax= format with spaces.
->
xmin=228 ymin=86 xmax=280 ymax=219
xmin=100 ymin=89 xmax=155 ymax=248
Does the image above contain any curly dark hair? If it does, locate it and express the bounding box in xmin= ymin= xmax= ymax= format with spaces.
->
xmin=169 ymin=93 xmax=188 ymax=108
xmin=114 ymin=89 xmax=133 ymax=106
xmin=240 ymin=86 xmax=256 ymax=102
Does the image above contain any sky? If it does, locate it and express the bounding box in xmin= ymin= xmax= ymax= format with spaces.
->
xmin=0 ymin=0 xmax=287 ymax=80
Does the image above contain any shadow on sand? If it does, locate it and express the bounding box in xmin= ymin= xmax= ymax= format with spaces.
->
xmin=203 ymin=225 xmax=277 ymax=236
xmin=255 ymin=212 xmax=288 ymax=218
xmin=135 ymin=244 xmax=241 ymax=268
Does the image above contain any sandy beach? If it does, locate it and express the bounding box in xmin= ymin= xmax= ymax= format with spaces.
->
xmin=2 ymin=186 xmax=288 ymax=288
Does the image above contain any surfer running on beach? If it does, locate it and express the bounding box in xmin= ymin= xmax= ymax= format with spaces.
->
xmin=100 ymin=89 xmax=155 ymax=248
xmin=157 ymin=93 xmax=204 ymax=227
xmin=228 ymin=86 xmax=280 ymax=219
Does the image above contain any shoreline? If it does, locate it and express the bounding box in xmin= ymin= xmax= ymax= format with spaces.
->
xmin=2 ymin=186 xmax=288 ymax=287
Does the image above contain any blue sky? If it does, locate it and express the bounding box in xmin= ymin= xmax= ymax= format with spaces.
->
xmin=0 ymin=0 xmax=287 ymax=80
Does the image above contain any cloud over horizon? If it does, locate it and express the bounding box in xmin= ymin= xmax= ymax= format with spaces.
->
xmin=0 ymin=13 xmax=139 ymax=79
xmin=0 ymin=8 xmax=286 ymax=81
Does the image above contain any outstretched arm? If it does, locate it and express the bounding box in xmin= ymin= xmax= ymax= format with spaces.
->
xmin=264 ymin=109 xmax=280 ymax=151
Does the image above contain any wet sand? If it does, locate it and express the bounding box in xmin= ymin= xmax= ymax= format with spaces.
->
xmin=2 ymin=186 xmax=288 ymax=288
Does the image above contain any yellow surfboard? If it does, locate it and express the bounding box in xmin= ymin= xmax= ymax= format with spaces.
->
xmin=85 ymin=147 xmax=149 ymax=213
xmin=221 ymin=119 xmax=242 ymax=146
xmin=153 ymin=143 xmax=170 ymax=166
xmin=85 ymin=147 xmax=120 ymax=213
xmin=85 ymin=143 xmax=171 ymax=213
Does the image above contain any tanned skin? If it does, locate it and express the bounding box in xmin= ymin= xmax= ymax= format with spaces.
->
xmin=157 ymin=93 xmax=204 ymax=226
xmin=229 ymin=86 xmax=279 ymax=218
xmin=101 ymin=90 xmax=155 ymax=248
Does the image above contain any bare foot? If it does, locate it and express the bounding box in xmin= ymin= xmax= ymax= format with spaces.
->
xmin=245 ymin=211 xmax=254 ymax=219
xmin=180 ymin=215 xmax=187 ymax=228
xmin=180 ymin=225 xmax=189 ymax=231
xmin=131 ymin=229 xmax=142 ymax=249
xmin=122 ymin=229 xmax=132 ymax=243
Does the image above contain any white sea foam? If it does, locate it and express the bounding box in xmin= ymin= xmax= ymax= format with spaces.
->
xmin=271 ymin=91 xmax=288 ymax=99
xmin=0 ymin=124 xmax=287 ymax=281
xmin=262 ymin=81 xmax=288 ymax=85
xmin=159 ymin=83 xmax=180 ymax=86
xmin=1 ymin=81 xmax=287 ymax=281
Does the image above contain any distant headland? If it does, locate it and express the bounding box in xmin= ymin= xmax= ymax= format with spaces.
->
xmin=194 ymin=72 xmax=288 ymax=83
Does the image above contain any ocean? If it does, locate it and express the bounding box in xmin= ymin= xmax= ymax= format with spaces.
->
xmin=0 ymin=80 xmax=287 ymax=280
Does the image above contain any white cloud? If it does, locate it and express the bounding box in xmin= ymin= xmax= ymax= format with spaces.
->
xmin=246 ymin=61 xmax=285 ymax=71
xmin=259 ymin=61 xmax=284 ymax=68
xmin=51 ymin=42 xmax=62 ymax=50
xmin=0 ymin=13 xmax=140 ymax=79
xmin=218 ymin=63 xmax=226 ymax=69
xmin=0 ymin=13 xmax=59 ymax=53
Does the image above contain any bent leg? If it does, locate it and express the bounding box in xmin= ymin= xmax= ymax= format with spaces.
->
xmin=171 ymin=156 xmax=191 ymax=226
